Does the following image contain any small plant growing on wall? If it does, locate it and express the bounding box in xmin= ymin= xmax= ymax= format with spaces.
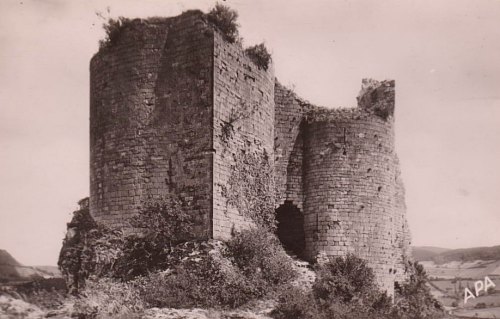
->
xmin=206 ymin=3 xmax=240 ymax=43
xmin=245 ymin=43 xmax=272 ymax=71
xmin=220 ymin=101 xmax=258 ymax=143
xmin=98 ymin=16 xmax=133 ymax=49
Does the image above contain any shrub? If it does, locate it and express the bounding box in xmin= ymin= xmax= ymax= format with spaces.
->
xmin=136 ymin=228 xmax=297 ymax=310
xmin=58 ymin=207 xmax=124 ymax=294
xmin=225 ymin=227 xmax=297 ymax=289
xmin=393 ymin=261 xmax=444 ymax=319
xmin=73 ymin=277 xmax=144 ymax=319
xmin=312 ymin=254 xmax=394 ymax=318
xmin=58 ymin=195 xmax=193 ymax=290
xmin=245 ymin=43 xmax=272 ymax=70
xmin=136 ymin=251 xmax=252 ymax=309
xmin=272 ymin=254 xmax=395 ymax=319
xmin=99 ymin=17 xmax=132 ymax=49
xmin=130 ymin=196 xmax=194 ymax=244
xmin=313 ymin=254 xmax=380 ymax=303
xmin=206 ymin=3 xmax=240 ymax=43
xmin=113 ymin=196 xmax=195 ymax=279
xmin=271 ymin=285 xmax=324 ymax=319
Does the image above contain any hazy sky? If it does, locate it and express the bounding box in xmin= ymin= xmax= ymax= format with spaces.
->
xmin=0 ymin=0 xmax=499 ymax=266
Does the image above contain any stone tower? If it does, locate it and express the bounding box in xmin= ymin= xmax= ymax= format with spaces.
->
xmin=89 ymin=10 xmax=411 ymax=294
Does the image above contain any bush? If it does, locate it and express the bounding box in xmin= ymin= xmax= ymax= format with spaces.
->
xmin=272 ymin=254 xmax=395 ymax=319
xmin=312 ymin=254 xmax=394 ymax=318
xmin=313 ymin=254 xmax=380 ymax=303
xmin=113 ymin=196 xmax=195 ymax=279
xmin=130 ymin=196 xmax=193 ymax=243
xmin=271 ymin=285 xmax=324 ymax=319
xmin=59 ymin=202 xmax=295 ymax=310
xmin=73 ymin=277 xmax=144 ymax=319
xmin=393 ymin=261 xmax=444 ymax=319
xmin=206 ymin=3 xmax=240 ymax=43
xmin=225 ymin=227 xmax=297 ymax=289
xmin=136 ymin=250 xmax=252 ymax=309
xmin=99 ymin=17 xmax=132 ymax=49
xmin=245 ymin=43 xmax=272 ymax=70
xmin=58 ymin=207 xmax=124 ymax=294
xmin=58 ymin=195 xmax=194 ymax=290
xmin=136 ymin=228 xmax=297 ymax=310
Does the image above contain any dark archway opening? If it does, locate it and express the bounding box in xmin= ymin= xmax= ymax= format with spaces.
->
xmin=276 ymin=201 xmax=305 ymax=258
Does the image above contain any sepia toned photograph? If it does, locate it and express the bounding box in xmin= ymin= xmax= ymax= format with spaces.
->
xmin=1 ymin=0 xmax=499 ymax=318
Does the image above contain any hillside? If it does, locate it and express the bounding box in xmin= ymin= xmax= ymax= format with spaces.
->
xmin=0 ymin=249 xmax=21 ymax=266
xmin=433 ymin=245 xmax=500 ymax=264
xmin=0 ymin=249 xmax=60 ymax=283
xmin=0 ymin=249 xmax=22 ymax=282
xmin=412 ymin=246 xmax=451 ymax=261
xmin=413 ymin=245 xmax=500 ymax=264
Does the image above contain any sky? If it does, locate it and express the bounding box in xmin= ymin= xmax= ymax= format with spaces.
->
xmin=0 ymin=0 xmax=499 ymax=266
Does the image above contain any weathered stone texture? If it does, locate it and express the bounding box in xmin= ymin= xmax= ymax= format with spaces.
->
xmin=212 ymin=32 xmax=275 ymax=238
xmin=90 ymin=11 xmax=214 ymax=237
xmin=274 ymin=83 xmax=309 ymax=210
xmin=302 ymin=107 xmax=399 ymax=294
xmin=273 ymin=80 xmax=411 ymax=294
xmin=89 ymin=10 xmax=411 ymax=295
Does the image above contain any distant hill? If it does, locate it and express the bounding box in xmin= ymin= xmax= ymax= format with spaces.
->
xmin=433 ymin=245 xmax=500 ymax=264
xmin=0 ymin=249 xmax=60 ymax=283
xmin=0 ymin=249 xmax=23 ymax=282
xmin=412 ymin=246 xmax=451 ymax=261
xmin=413 ymin=245 xmax=500 ymax=264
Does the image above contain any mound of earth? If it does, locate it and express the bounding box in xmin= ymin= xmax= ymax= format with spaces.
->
xmin=0 ymin=249 xmax=61 ymax=283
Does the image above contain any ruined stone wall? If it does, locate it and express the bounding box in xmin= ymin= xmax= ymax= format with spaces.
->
xmin=299 ymin=80 xmax=410 ymax=294
xmin=90 ymin=11 xmax=214 ymax=237
xmin=394 ymin=160 xmax=412 ymax=283
xmin=274 ymin=83 xmax=309 ymax=210
xmin=212 ymin=33 xmax=275 ymax=238
xmin=88 ymin=9 xmax=411 ymax=293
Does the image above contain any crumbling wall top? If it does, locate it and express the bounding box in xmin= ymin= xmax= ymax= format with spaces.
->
xmin=357 ymin=78 xmax=395 ymax=119
xmin=302 ymin=79 xmax=396 ymax=123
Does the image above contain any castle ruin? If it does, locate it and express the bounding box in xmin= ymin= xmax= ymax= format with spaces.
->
xmin=89 ymin=10 xmax=411 ymax=294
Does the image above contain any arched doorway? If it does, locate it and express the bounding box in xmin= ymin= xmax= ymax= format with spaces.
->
xmin=276 ymin=201 xmax=305 ymax=258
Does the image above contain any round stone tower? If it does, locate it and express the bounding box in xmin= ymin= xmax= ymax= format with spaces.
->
xmin=302 ymin=80 xmax=406 ymax=294
xmin=90 ymin=11 xmax=215 ymax=236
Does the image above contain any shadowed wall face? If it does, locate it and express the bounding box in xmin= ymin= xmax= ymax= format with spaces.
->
xmin=276 ymin=201 xmax=305 ymax=257
xmin=274 ymin=83 xmax=309 ymax=210
xmin=90 ymin=12 xmax=214 ymax=237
